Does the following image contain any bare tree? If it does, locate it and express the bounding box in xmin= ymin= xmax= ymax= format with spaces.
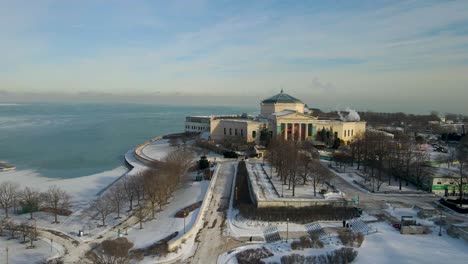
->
xmin=21 ymin=187 xmax=42 ymax=220
xmin=91 ymin=194 xmax=113 ymax=226
xmin=164 ymin=148 xmax=195 ymax=184
xmin=298 ymin=152 xmax=313 ymax=185
xmin=142 ymin=170 xmax=160 ymax=219
xmin=133 ymin=205 xmax=150 ymax=229
xmin=27 ymin=221 xmax=39 ymax=248
xmin=94 ymin=237 xmax=135 ymax=264
xmin=413 ymin=151 xmax=430 ymax=190
xmin=42 ymin=186 xmax=71 ymax=224
xmin=108 ymin=183 xmax=126 ymax=219
xmin=456 ymin=138 xmax=468 ymax=206
xmin=129 ymin=174 xmax=144 ymax=206
xmin=0 ymin=181 xmax=20 ymax=218
xmin=308 ymin=161 xmax=331 ymax=196
xmin=121 ymin=176 xmax=135 ymax=211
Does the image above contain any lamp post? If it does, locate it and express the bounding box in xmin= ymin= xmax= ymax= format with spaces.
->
xmin=50 ymin=238 xmax=53 ymax=253
xmin=184 ymin=211 xmax=187 ymax=234
xmin=286 ymin=218 xmax=289 ymax=242
xmin=439 ymin=211 xmax=443 ymax=236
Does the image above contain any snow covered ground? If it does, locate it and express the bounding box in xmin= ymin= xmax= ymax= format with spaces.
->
xmin=126 ymin=180 xmax=210 ymax=249
xmin=218 ymin=236 xmax=343 ymax=264
xmin=324 ymin=161 xmax=423 ymax=194
xmin=141 ymin=139 xmax=174 ymax=161
xmin=357 ymin=221 xmax=468 ymax=263
xmin=247 ymin=161 xmax=342 ymax=201
xmin=0 ymin=236 xmax=63 ymax=264
xmin=0 ymin=166 xmax=128 ymax=203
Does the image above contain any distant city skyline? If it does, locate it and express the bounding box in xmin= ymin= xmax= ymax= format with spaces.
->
xmin=1 ymin=0 xmax=468 ymax=114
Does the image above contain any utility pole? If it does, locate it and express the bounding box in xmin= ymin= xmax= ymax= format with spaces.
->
xmin=286 ymin=218 xmax=289 ymax=242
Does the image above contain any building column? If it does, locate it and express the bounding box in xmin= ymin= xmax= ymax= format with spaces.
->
xmin=298 ymin=123 xmax=302 ymax=141
xmin=284 ymin=123 xmax=287 ymax=140
xmin=305 ymin=123 xmax=309 ymax=140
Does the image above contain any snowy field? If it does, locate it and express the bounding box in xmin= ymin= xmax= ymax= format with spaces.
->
xmin=126 ymin=180 xmax=210 ymax=249
xmin=141 ymin=139 xmax=174 ymax=161
xmin=0 ymin=236 xmax=63 ymax=264
xmin=357 ymin=221 xmax=468 ymax=263
xmin=324 ymin=160 xmax=423 ymax=194
xmin=0 ymin=166 xmax=128 ymax=203
xmin=247 ymin=162 xmax=343 ymax=201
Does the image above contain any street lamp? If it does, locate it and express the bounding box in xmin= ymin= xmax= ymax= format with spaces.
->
xmin=438 ymin=211 xmax=444 ymax=236
xmin=184 ymin=211 xmax=187 ymax=234
xmin=286 ymin=218 xmax=289 ymax=242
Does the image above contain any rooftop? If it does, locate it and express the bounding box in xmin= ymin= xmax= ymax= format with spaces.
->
xmin=261 ymin=89 xmax=302 ymax=104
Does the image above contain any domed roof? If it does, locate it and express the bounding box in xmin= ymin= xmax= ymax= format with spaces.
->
xmin=261 ymin=90 xmax=302 ymax=104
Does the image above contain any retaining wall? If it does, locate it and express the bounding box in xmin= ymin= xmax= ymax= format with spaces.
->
xmin=133 ymin=136 xmax=165 ymax=167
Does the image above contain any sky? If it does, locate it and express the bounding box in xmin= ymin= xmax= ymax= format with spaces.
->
xmin=0 ymin=0 xmax=467 ymax=114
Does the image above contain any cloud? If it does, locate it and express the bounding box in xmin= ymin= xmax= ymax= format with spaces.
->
xmin=0 ymin=1 xmax=467 ymax=114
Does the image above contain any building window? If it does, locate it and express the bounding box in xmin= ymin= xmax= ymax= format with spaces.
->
xmin=224 ymin=128 xmax=226 ymax=135
xmin=351 ymin=129 xmax=354 ymax=136
xmin=241 ymin=129 xmax=244 ymax=137
xmin=344 ymin=130 xmax=347 ymax=137
xmin=229 ymin=128 xmax=232 ymax=135
xmin=252 ymin=131 xmax=256 ymax=138
xmin=235 ymin=129 xmax=238 ymax=136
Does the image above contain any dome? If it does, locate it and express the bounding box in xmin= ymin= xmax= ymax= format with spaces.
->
xmin=261 ymin=90 xmax=302 ymax=104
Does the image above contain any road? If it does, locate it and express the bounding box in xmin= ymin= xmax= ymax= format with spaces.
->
xmin=185 ymin=162 xmax=242 ymax=264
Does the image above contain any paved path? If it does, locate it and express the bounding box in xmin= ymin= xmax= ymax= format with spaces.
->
xmin=186 ymin=162 xmax=242 ymax=264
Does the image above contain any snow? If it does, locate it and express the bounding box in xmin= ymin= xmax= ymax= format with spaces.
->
xmin=357 ymin=221 xmax=468 ymax=264
xmin=247 ymin=161 xmax=343 ymax=201
xmin=324 ymin=161 xmax=423 ymax=194
xmin=218 ymin=239 xmax=341 ymax=264
xmin=0 ymin=166 xmax=128 ymax=203
xmin=126 ymin=180 xmax=210 ymax=249
xmin=140 ymin=139 xmax=174 ymax=161
xmin=0 ymin=236 xmax=63 ymax=264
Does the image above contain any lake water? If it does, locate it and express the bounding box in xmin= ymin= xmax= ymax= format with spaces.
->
xmin=0 ymin=103 xmax=254 ymax=178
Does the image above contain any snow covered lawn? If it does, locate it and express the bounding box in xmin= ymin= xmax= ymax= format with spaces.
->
xmin=357 ymin=221 xmax=468 ymax=263
xmin=141 ymin=139 xmax=174 ymax=161
xmin=124 ymin=180 xmax=210 ymax=261
xmin=0 ymin=236 xmax=63 ymax=264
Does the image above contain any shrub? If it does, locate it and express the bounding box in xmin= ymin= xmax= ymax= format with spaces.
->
xmin=291 ymin=235 xmax=323 ymax=250
xmin=174 ymin=201 xmax=202 ymax=218
xmin=338 ymin=230 xmax=364 ymax=247
xmin=281 ymin=254 xmax=304 ymax=264
xmin=281 ymin=248 xmax=357 ymax=264
xmin=223 ymin=151 xmax=239 ymax=158
xmin=236 ymin=247 xmax=273 ymax=264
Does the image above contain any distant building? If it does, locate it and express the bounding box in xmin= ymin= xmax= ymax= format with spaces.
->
xmin=185 ymin=90 xmax=366 ymax=144
xmin=432 ymin=177 xmax=468 ymax=196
